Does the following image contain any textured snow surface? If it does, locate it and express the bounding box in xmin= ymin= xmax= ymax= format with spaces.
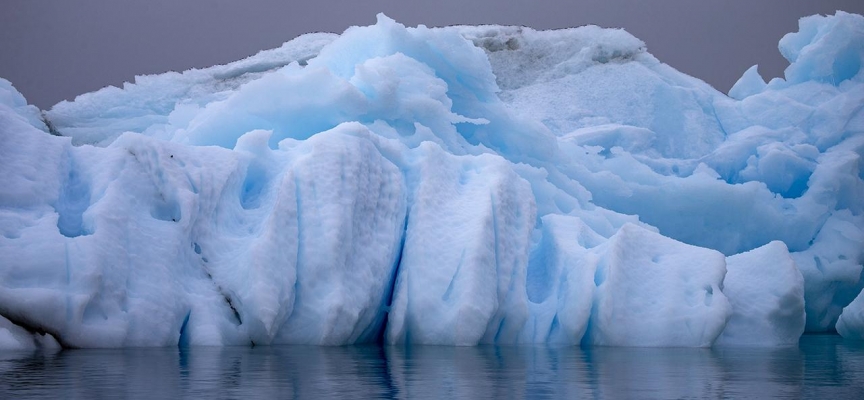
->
xmin=838 ymin=290 xmax=864 ymax=341
xmin=716 ymin=241 xmax=805 ymax=346
xmin=1 ymin=12 xmax=863 ymax=348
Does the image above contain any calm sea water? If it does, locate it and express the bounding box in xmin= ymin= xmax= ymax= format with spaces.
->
xmin=1 ymin=335 xmax=862 ymax=399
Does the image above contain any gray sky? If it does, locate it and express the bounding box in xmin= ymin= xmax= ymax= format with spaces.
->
xmin=1 ymin=0 xmax=863 ymax=109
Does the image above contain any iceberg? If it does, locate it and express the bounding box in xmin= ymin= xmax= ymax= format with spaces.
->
xmin=584 ymin=224 xmax=730 ymax=347
xmin=838 ymin=290 xmax=864 ymax=341
xmin=715 ymin=241 xmax=805 ymax=346
xmin=0 ymin=11 xmax=863 ymax=348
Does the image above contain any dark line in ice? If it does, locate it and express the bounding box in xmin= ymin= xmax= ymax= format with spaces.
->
xmin=0 ymin=309 xmax=73 ymax=349
xmin=376 ymin=212 xmax=409 ymax=345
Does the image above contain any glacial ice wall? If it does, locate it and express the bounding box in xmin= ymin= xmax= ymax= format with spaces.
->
xmin=0 ymin=11 xmax=863 ymax=349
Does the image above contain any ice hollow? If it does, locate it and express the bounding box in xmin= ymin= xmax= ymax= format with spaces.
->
xmin=1 ymin=12 xmax=863 ymax=348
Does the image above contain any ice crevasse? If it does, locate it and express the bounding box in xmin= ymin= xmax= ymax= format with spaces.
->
xmin=0 ymin=12 xmax=863 ymax=349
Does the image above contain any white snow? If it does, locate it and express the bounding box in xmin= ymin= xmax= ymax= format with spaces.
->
xmin=838 ymin=290 xmax=864 ymax=340
xmin=1 ymin=11 xmax=863 ymax=348
xmin=584 ymin=224 xmax=731 ymax=347
xmin=716 ymin=241 xmax=805 ymax=346
xmin=386 ymin=144 xmax=535 ymax=346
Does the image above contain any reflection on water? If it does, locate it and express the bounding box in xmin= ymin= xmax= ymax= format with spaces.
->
xmin=1 ymin=335 xmax=862 ymax=399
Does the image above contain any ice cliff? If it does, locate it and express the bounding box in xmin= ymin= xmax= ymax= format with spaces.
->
xmin=1 ymin=12 xmax=863 ymax=349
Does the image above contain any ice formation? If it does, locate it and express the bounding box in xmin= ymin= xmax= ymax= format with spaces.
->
xmin=0 ymin=11 xmax=863 ymax=349
xmin=715 ymin=241 xmax=805 ymax=346
xmin=838 ymin=290 xmax=864 ymax=340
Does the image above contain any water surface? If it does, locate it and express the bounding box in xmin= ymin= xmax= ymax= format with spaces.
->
xmin=1 ymin=335 xmax=862 ymax=399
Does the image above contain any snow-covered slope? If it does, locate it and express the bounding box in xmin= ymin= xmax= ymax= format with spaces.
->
xmin=1 ymin=12 xmax=863 ymax=349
